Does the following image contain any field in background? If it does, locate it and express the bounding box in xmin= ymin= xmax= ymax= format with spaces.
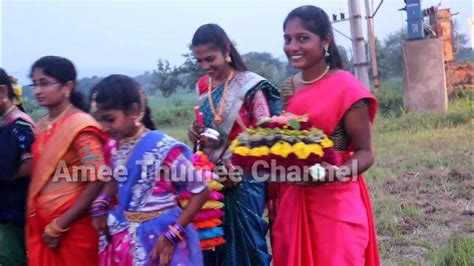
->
xmin=149 ymin=92 xmax=196 ymax=142
xmin=369 ymin=89 xmax=473 ymax=265
xmin=25 ymin=82 xmax=473 ymax=265
xmin=155 ymin=84 xmax=473 ymax=265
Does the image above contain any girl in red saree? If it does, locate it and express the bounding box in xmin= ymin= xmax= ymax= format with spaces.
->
xmin=270 ymin=6 xmax=380 ymax=266
xmin=27 ymin=56 xmax=108 ymax=266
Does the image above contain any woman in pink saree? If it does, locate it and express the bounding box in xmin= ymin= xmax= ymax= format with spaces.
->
xmin=270 ymin=6 xmax=380 ymax=266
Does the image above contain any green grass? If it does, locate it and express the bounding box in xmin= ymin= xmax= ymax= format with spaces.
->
xmin=148 ymin=92 xmax=196 ymax=144
xmin=430 ymin=234 xmax=474 ymax=266
xmin=160 ymin=126 xmax=190 ymax=144
xmin=149 ymin=92 xmax=196 ymax=129
xmin=365 ymin=89 xmax=473 ymax=264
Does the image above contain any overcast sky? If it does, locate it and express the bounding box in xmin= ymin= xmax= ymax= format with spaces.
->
xmin=1 ymin=0 xmax=472 ymax=85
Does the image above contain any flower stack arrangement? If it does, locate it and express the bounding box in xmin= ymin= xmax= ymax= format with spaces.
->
xmin=230 ymin=112 xmax=335 ymax=172
xmin=179 ymin=151 xmax=226 ymax=250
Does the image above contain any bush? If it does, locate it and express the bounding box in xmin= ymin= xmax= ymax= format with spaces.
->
xmin=375 ymin=96 xmax=473 ymax=134
xmin=430 ymin=234 xmax=474 ymax=266
xmin=449 ymin=87 xmax=473 ymax=101
xmin=22 ymin=98 xmax=46 ymax=121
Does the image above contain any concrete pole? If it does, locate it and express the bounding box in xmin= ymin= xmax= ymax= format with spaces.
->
xmin=348 ymin=0 xmax=371 ymax=90
xmin=364 ymin=0 xmax=381 ymax=89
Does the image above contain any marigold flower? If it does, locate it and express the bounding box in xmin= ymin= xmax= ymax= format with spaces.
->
xmin=249 ymin=146 xmax=270 ymax=157
xmin=306 ymin=144 xmax=324 ymax=156
xmin=229 ymin=139 xmax=240 ymax=151
xmin=270 ymin=141 xmax=292 ymax=158
xmin=292 ymin=142 xmax=311 ymax=159
xmin=321 ymin=137 xmax=334 ymax=148
xmin=233 ymin=146 xmax=251 ymax=156
xmin=209 ymin=180 xmax=224 ymax=191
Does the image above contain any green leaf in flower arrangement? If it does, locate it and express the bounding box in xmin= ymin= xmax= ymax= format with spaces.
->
xmin=288 ymin=119 xmax=300 ymax=130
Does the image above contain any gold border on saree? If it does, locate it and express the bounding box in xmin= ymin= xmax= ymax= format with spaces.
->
xmin=123 ymin=210 xmax=165 ymax=223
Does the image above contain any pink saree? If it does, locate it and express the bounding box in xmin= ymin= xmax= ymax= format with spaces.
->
xmin=271 ymin=71 xmax=380 ymax=266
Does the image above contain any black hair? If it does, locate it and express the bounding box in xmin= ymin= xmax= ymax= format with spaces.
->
xmin=90 ymin=74 xmax=156 ymax=130
xmin=30 ymin=55 xmax=88 ymax=112
xmin=284 ymin=5 xmax=343 ymax=69
xmin=0 ymin=68 xmax=16 ymax=101
xmin=0 ymin=68 xmax=24 ymax=111
xmin=192 ymin=23 xmax=248 ymax=72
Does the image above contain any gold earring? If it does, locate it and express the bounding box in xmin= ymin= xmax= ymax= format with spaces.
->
xmin=134 ymin=115 xmax=143 ymax=127
xmin=324 ymin=46 xmax=330 ymax=57
xmin=225 ymin=55 xmax=232 ymax=63
xmin=90 ymin=93 xmax=97 ymax=113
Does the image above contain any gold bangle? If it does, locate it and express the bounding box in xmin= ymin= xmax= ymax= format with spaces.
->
xmin=51 ymin=218 xmax=70 ymax=233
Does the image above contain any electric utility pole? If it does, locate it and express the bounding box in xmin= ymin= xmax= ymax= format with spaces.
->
xmin=364 ymin=0 xmax=381 ymax=89
xmin=348 ymin=0 xmax=371 ymax=90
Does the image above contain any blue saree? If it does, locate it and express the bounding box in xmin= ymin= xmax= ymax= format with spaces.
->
xmin=101 ymin=131 xmax=203 ymax=266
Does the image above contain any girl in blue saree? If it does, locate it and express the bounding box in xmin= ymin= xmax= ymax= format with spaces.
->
xmin=188 ymin=24 xmax=280 ymax=266
xmin=90 ymin=74 xmax=210 ymax=266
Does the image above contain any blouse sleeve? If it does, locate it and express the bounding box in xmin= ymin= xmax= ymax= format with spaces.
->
xmin=249 ymin=90 xmax=271 ymax=124
xmin=280 ymin=76 xmax=295 ymax=110
xmin=0 ymin=121 xmax=34 ymax=180
xmin=162 ymin=147 xmax=208 ymax=194
xmin=72 ymin=131 xmax=107 ymax=182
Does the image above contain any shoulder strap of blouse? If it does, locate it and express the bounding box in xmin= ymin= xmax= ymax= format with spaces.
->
xmin=280 ymin=76 xmax=295 ymax=110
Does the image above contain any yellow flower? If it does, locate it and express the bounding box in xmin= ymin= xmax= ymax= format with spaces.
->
xmin=229 ymin=139 xmax=240 ymax=151
xmin=321 ymin=137 xmax=334 ymax=148
xmin=270 ymin=141 xmax=292 ymax=158
xmin=13 ymin=85 xmax=23 ymax=104
xmin=249 ymin=146 xmax=270 ymax=157
xmin=13 ymin=85 xmax=23 ymax=97
xmin=179 ymin=200 xmax=224 ymax=209
xmin=306 ymin=144 xmax=324 ymax=157
xmin=292 ymin=142 xmax=311 ymax=159
xmin=209 ymin=180 xmax=224 ymax=191
xmin=202 ymin=200 xmax=225 ymax=209
xmin=233 ymin=146 xmax=251 ymax=156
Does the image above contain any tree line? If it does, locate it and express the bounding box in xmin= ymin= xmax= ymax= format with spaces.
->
xmin=21 ymin=28 xmax=472 ymax=100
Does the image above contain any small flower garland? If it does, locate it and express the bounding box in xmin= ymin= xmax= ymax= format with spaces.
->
xmin=179 ymin=151 xmax=226 ymax=250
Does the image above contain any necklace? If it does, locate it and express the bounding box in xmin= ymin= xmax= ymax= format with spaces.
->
xmin=35 ymin=104 xmax=73 ymax=154
xmin=45 ymin=104 xmax=73 ymax=131
xmin=118 ymin=125 xmax=148 ymax=166
xmin=0 ymin=105 xmax=17 ymax=125
xmin=207 ymin=71 xmax=234 ymax=125
xmin=300 ymin=65 xmax=330 ymax=85
xmin=120 ymin=125 xmax=147 ymax=146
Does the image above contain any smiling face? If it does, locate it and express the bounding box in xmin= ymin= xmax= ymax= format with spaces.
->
xmin=283 ymin=18 xmax=328 ymax=70
xmin=193 ymin=43 xmax=230 ymax=80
